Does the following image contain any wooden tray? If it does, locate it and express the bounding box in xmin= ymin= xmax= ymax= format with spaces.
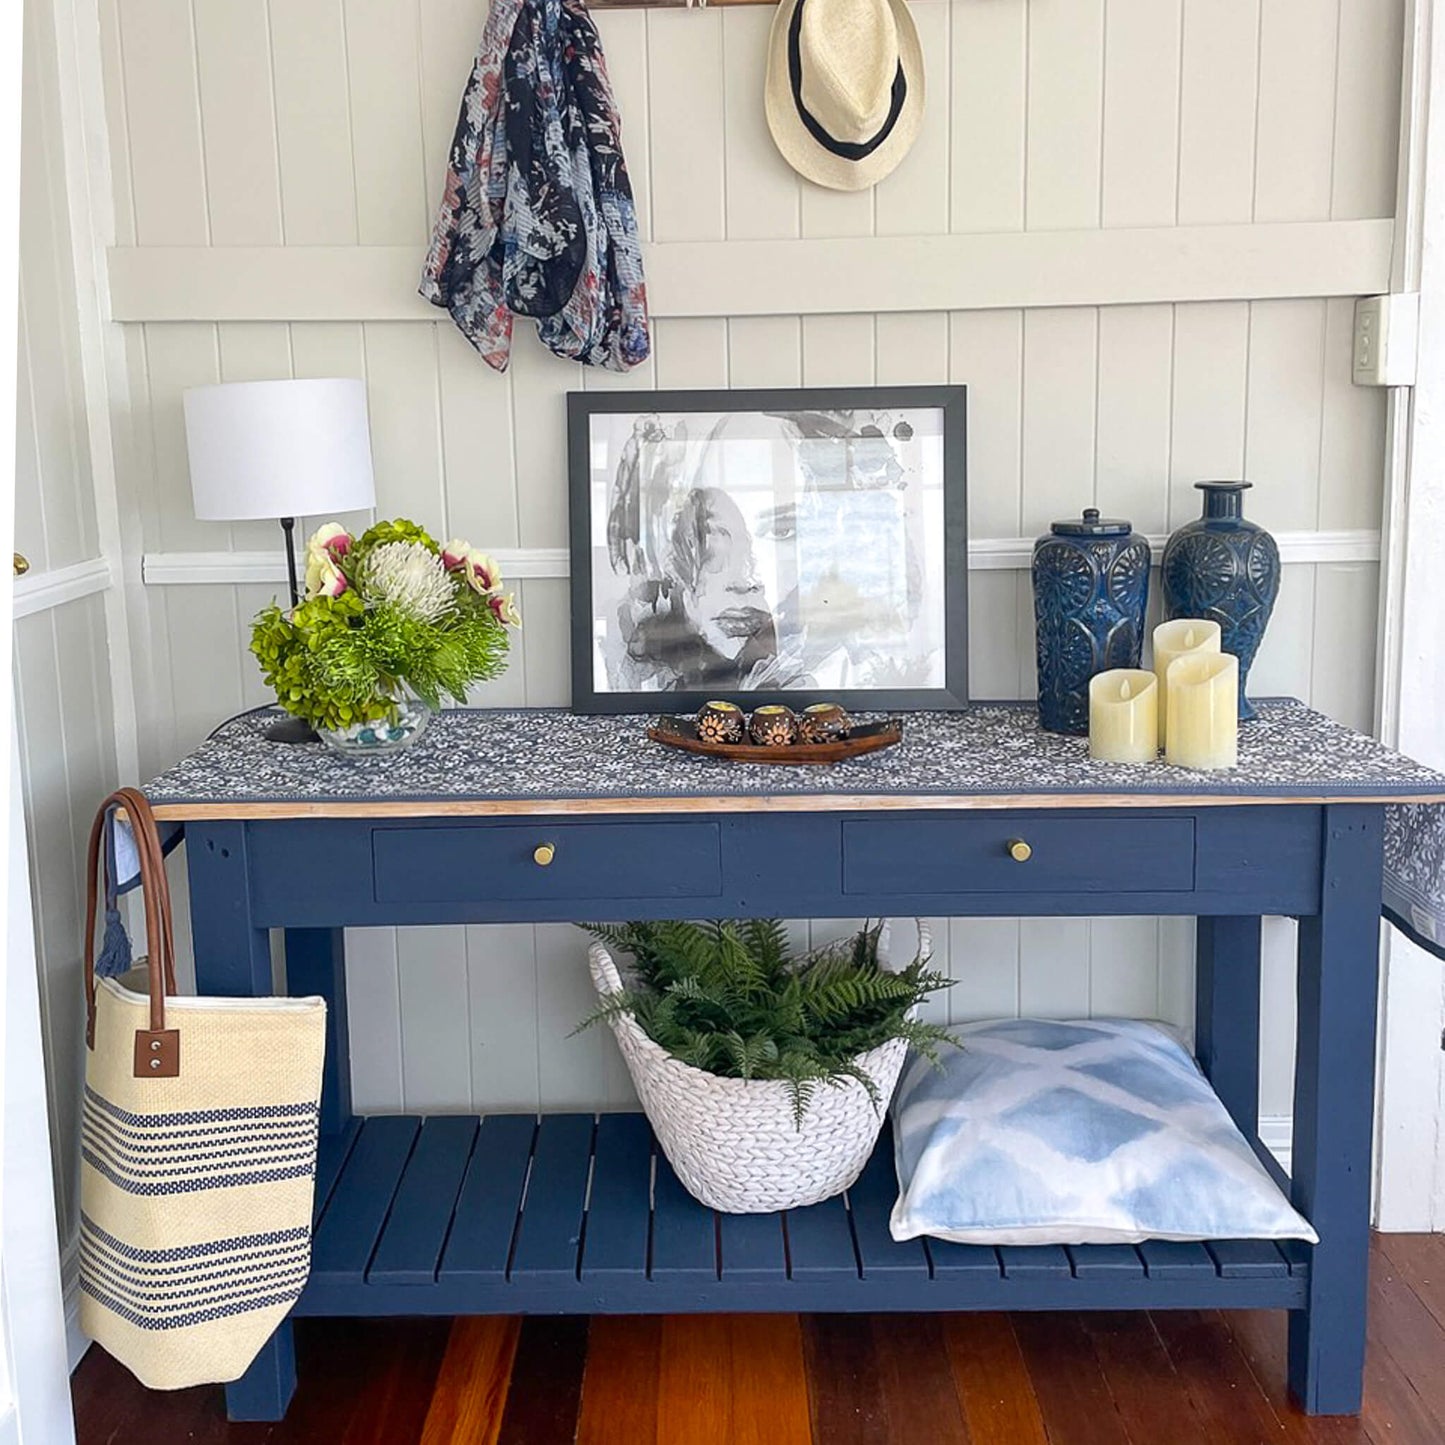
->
xmin=648 ymin=715 xmax=903 ymax=765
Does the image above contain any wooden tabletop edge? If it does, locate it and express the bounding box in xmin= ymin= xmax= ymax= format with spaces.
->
xmin=142 ymin=789 xmax=1445 ymax=821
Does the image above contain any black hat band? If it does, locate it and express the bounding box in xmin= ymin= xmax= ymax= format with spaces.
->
xmin=787 ymin=0 xmax=907 ymax=162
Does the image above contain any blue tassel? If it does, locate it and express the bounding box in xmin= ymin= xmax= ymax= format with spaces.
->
xmin=95 ymin=906 xmax=133 ymax=978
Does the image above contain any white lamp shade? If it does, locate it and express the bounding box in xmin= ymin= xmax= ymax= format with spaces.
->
xmin=182 ymin=378 xmax=376 ymax=521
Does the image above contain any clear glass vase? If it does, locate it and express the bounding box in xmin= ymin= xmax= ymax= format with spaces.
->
xmin=317 ymin=692 xmax=434 ymax=757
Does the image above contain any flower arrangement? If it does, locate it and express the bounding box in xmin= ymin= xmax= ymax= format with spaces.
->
xmin=251 ymin=519 xmax=521 ymax=736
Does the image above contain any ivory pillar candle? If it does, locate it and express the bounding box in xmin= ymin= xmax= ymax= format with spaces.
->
xmin=1153 ymin=618 xmax=1222 ymax=748
xmin=1165 ymin=653 xmax=1239 ymax=769
xmin=1088 ymin=670 xmax=1159 ymax=763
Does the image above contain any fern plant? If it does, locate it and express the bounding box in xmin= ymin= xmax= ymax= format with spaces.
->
xmin=576 ymin=919 xmax=957 ymax=1124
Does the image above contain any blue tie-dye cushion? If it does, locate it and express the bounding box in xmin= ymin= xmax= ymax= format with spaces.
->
xmin=889 ymin=1018 xmax=1317 ymax=1246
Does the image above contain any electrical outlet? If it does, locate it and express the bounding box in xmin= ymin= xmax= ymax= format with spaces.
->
xmin=1353 ymin=294 xmax=1420 ymax=386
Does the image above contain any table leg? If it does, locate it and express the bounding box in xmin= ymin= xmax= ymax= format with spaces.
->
xmin=1195 ymin=916 xmax=1262 ymax=1136
xmin=284 ymin=928 xmax=352 ymax=1136
xmin=1288 ymin=803 xmax=1384 ymax=1415
xmin=185 ymin=822 xmax=297 ymax=1423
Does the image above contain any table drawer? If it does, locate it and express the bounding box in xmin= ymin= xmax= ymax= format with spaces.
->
xmin=843 ymin=815 xmax=1196 ymax=895
xmin=372 ymin=821 xmax=723 ymax=904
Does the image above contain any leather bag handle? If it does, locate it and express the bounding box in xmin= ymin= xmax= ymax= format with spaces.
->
xmin=85 ymin=787 xmax=181 ymax=1077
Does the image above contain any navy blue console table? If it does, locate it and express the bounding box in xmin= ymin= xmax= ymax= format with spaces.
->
xmin=141 ymin=703 xmax=1445 ymax=1421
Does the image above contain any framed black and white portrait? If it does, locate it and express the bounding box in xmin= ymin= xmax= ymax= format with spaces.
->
xmin=567 ymin=385 xmax=968 ymax=715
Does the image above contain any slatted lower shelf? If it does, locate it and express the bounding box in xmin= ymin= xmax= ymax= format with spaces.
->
xmin=293 ymin=1113 xmax=1310 ymax=1317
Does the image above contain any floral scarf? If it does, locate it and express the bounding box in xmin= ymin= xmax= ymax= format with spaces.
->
xmin=420 ymin=0 xmax=650 ymax=372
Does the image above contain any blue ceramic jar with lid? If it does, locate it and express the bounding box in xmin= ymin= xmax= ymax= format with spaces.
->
xmin=1031 ymin=507 xmax=1152 ymax=735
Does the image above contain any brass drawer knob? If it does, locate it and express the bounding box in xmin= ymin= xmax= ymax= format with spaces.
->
xmin=13 ymin=552 xmax=29 ymax=577
xmin=1008 ymin=838 xmax=1032 ymax=863
xmin=533 ymin=843 xmax=556 ymax=867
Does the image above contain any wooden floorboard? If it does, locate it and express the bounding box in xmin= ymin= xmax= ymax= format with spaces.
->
xmin=71 ymin=1234 xmax=1445 ymax=1445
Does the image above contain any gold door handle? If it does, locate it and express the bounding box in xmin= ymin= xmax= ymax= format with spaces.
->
xmin=533 ymin=843 xmax=555 ymax=867
xmin=13 ymin=553 xmax=29 ymax=577
xmin=1007 ymin=838 xmax=1032 ymax=863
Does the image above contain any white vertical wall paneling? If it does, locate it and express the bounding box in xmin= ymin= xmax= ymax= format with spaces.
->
xmin=1244 ymin=300 xmax=1328 ymax=532
xmin=344 ymin=929 xmax=405 ymax=1113
xmin=141 ymin=323 xmax=220 ymax=550
xmin=646 ymin=8 xmax=724 ymax=243
xmin=949 ymin=0 xmax=1025 ymax=233
xmin=14 ymin=299 xmax=49 ymax=572
xmin=192 ymin=0 xmax=283 ymax=246
xmin=363 ymin=323 xmax=447 ymax=527
xmin=1251 ymin=563 xmax=1316 ymax=701
xmin=97 ymin=0 xmax=136 ymax=245
xmin=652 ymin=318 xmax=729 ymax=389
xmin=437 ymin=326 xmax=520 ymax=552
xmin=1020 ymin=308 xmax=1098 ymax=528
xmin=800 ymin=315 xmax=876 ymax=387
xmin=267 ymin=0 xmax=358 ymax=244
xmin=726 ymin=316 xmax=801 ymax=387
xmin=344 ymin=0 xmax=429 ymax=246
xmin=1019 ymin=919 xmax=1092 ymax=1020
xmin=1090 ymin=918 xmax=1167 ymax=1020
xmin=397 ymin=926 xmax=473 ymax=1111
xmin=116 ymin=0 xmax=210 ymax=245
xmin=519 ymin=578 xmax=572 ymax=705
xmin=1176 ymin=0 xmax=1258 ymax=225
xmin=1260 ymin=916 xmax=1301 ymax=1122
xmin=874 ymin=313 xmax=949 ymax=385
xmin=1096 ymin=305 xmax=1174 ymax=536
xmin=18 ymin=0 xmax=100 ymax=571
xmin=466 ymin=924 xmax=541 ymax=1111
xmin=949 ymin=918 xmax=1020 ymax=1022
xmin=1252 ymin=0 xmax=1341 ymax=223
xmin=948 ymin=310 xmax=1023 ymax=535
xmin=1331 ymin=0 xmax=1405 ymax=220
xmin=720 ymin=7 xmax=798 ymax=241
xmin=874 ymin=1 xmax=949 ymax=238
xmin=1309 ymin=562 xmax=1381 ymax=733
xmin=1100 ymin=0 xmax=1182 ymax=229
xmin=511 ymin=342 xmax=581 ymax=549
xmin=1168 ymin=302 xmax=1250 ymax=528
xmin=1025 ymin=0 xmax=1105 ymax=230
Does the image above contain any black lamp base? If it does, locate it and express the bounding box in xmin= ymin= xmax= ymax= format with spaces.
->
xmin=265 ymin=714 xmax=320 ymax=745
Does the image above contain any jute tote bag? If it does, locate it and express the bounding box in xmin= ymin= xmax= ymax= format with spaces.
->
xmin=79 ymin=788 xmax=326 ymax=1389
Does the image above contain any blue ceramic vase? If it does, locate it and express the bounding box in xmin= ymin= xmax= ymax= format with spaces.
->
xmin=1031 ymin=508 xmax=1152 ymax=735
xmin=1160 ymin=481 xmax=1280 ymax=721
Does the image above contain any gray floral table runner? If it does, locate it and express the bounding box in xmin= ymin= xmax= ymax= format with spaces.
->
xmin=141 ymin=700 xmax=1445 ymax=959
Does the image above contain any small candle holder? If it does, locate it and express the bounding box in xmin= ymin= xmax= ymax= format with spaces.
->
xmin=797 ymin=702 xmax=852 ymax=744
xmin=694 ymin=700 xmax=745 ymax=745
xmin=749 ymin=705 xmax=798 ymax=747
xmin=1152 ymin=618 xmax=1222 ymax=749
xmin=1088 ymin=670 xmax=1158 ymax=764
xmin=1165 ymin=653 xmax=1239 ymax=770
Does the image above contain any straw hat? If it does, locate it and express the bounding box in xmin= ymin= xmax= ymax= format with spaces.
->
xmin=765 ymin=0 xmax=924 ymax=192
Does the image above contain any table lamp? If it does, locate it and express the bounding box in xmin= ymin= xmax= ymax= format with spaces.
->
xmin=183 ymin=377 xmax=377 ymax=743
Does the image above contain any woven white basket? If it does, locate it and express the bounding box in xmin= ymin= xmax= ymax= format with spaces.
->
xmin=587 ymin=919 xmax=932 ymax=1214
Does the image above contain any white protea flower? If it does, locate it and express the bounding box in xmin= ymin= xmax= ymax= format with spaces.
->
xmin=364 ymin=541 xmax=456 ymax=623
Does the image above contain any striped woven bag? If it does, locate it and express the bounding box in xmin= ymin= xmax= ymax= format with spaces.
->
xmin=79 ymin=788 xmax=326 ymax=1389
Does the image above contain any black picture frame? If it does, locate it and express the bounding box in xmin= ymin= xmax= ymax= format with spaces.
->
xmin=567 ymin=385 xmax=969 ymax=716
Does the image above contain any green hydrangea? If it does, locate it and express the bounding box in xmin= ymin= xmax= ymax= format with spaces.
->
xmin=249 ymin=518 xmax=516 ymax=732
